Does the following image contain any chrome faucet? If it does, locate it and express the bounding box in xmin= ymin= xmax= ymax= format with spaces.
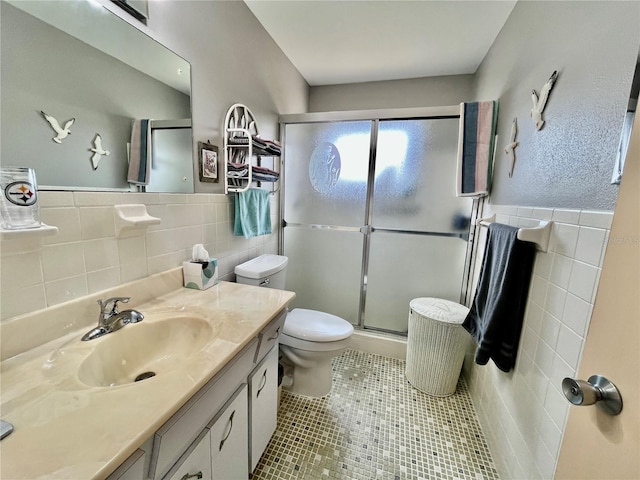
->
xmin=81 ymin=296 xmax=144 ymax=341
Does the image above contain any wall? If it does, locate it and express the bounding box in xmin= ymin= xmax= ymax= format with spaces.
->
xmin=473 ymin=1 xmax=639 ymax=210
xmin=463 ymin=2 xmax=639 ymax=479
xmin=0 ymin=1 xmax=308 ymax=321
xmin=464 ymin=205 xmax=613 ymax=479
xmin=0 ymin=191 xmax=279 ymax=320
xmin=308 ymin=74 xmax=473 ymax=112
xmin=556 ymin=103 xmax=640 ymax=480
xmin=143 ymin=0 xmax=309 ymax=193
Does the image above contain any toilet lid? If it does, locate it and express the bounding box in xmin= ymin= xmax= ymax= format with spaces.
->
xmin=284 ymin=308 xmax=354 ymax=342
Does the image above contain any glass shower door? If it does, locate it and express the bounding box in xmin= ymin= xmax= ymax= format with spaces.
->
xmin=283 ymin=121 xmax=372 ymax=325
xmin=282 ymin=114 xmax=473 ymax=334
xmin=363 ymin=119 xmax=471 ymax=332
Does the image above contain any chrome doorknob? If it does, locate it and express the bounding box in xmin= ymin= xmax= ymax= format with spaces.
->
xmin=562 ymin=375 xmax=623 ymax=415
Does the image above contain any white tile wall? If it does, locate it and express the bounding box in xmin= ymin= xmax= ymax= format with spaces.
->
xmin=0 ymin=191 xmax=280 ymax=321
xmin=463 ymin=204 xmax=614 ymax=480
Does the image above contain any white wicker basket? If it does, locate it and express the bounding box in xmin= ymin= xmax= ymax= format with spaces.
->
xmin=406 ymin=298 xmax=470 ymax=396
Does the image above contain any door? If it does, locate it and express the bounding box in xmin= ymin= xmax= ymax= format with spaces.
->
xmin=283 ymin=120 xmax=371 ymax=326
xmin=364 ymin=118 xmax=471 ymax=331
xmin=147 ymin=126 xmax=194 ymax=193
xmin=210 ymin=384 xmax=249 ymax=480
xmin=248 ymin=346 xmax=279 ymax=472
xmin=555 ymin=117 xmax=640 ymax=477
xmin=282 ymin=111 xmax=472 ymax=333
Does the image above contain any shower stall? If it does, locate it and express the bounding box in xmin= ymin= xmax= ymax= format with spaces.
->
xmin=279 ymin=107 xmax=475 ymax=335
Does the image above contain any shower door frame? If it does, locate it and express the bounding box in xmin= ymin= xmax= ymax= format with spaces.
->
xmin=278 ymin=106 xmax=476 ymax=334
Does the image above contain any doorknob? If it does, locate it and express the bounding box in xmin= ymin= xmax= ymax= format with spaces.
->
xmin=562 ymin=375 xmax=623 ymax=415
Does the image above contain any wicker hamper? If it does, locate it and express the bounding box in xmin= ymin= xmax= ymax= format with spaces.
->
xmin=406 ymin=297 xmax=470 ymax=396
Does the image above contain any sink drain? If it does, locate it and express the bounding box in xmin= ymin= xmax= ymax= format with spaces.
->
xmin=134 ymin=371 xmax=156 ymax=382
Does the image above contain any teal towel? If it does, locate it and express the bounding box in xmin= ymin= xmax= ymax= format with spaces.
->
xmin=234 ymin=188 xmax=272 ymax=239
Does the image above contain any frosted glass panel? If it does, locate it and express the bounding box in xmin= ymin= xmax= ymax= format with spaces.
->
xmin=284 ymin=122 xmax=371 ymax=227
xmin=363 ymin=232 xmax=468 ymax=332
xmin=372 ymin=119 xmax=472 ymax=233
xmin=284 ymin=227 xmax=363 ymax=325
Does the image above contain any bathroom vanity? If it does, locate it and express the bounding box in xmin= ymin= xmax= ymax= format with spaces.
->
xmin=0 ymin=270 xmax=294 ymax=480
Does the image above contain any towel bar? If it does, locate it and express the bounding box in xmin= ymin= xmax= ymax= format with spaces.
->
xmin=476 ymin=214 xmax=552 ymax=252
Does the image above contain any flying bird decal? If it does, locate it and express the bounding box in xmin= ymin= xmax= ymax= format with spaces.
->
xmin=530 ymin=70 xmax=558 ymax=131
xmin=89 ymin=134 xmax=110 ymax=170
xmin=504 ymin=117 xmax=519 ymax=177
xmin=41 ymin=111 xmax=75 ymax=143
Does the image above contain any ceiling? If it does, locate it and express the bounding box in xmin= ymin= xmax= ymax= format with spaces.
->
xmin=244 ymin=0 xmax=517 ymax=86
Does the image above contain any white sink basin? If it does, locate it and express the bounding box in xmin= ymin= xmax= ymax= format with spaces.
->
xmin=77 ymin=316 xmax=213 ymax=387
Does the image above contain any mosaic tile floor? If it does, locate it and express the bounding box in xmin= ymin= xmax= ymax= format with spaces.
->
xmin=252 ymin=349 xmax=499 ymax=480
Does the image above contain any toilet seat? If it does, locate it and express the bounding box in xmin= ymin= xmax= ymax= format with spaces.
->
xmin=284 ymin=308 xmax=353 ymax=342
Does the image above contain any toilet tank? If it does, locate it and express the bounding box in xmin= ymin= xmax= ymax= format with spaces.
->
xmin=234 ymin=254 xmax=288 ymax=289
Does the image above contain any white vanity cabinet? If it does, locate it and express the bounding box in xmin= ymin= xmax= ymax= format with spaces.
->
xmin=137 ymin=309 xmax=286 ymax=480
xmin=148 ymin=339 xmax=257 ymax=480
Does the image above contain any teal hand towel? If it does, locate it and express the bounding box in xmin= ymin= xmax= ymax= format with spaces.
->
xmin=234 ymin=188 xmax=272 ymax=239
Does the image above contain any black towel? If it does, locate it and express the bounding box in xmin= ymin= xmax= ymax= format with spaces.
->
xmin=463 ymin=223 xmax=536 ymax=372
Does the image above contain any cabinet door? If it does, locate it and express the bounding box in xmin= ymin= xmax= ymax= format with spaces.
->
xmin=210 ymin=384 xmax=249 ymax=480
xmin=249 ymin=346 xmax=279 ymax=472
xmin=165 ymin=430 xmax=212 ymax=480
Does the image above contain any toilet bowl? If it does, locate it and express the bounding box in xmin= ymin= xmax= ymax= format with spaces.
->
xmin=234 ymin=254 xmax=354 ymax=398
xmin=279 ymin=308 xmax=353 ymax=397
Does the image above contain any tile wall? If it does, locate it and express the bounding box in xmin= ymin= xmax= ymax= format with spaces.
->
xmin=0 ymin=191 xmax=279 ymax=321
xmin=462 ymin=204 xmax=613 ymax=479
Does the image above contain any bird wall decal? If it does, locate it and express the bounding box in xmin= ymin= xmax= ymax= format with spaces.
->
xmin=530 ymin=70 xmax=558 ymax=131
xmin=41 ymin=111 xmax=75 ymax=143
xmin=89 ymin=134 xmax=110 ymax=170
xmin=504 ymin=117 xmax=519 ymax=177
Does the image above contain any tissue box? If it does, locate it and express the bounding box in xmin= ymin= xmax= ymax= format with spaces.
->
xmin=183 ymin=258 xmax=219 ymax=290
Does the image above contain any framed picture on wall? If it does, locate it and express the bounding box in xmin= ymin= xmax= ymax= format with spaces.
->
xmin=198 ymin=142 xmax=219 ymax=183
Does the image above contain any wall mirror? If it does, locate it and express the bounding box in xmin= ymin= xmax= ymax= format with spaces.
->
xmin=1 ymin=0 xmax=194 ymax=193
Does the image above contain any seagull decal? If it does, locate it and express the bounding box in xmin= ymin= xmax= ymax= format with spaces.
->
xmin=504 ymin=117 xmax=519 ymax=178
xmin=41 ymin=111 xmax=75 ymax=143
xmin=530 ymin=70 xmax=558 ymax=131
xmin=89 ymin=134 xmax=110 ymax=170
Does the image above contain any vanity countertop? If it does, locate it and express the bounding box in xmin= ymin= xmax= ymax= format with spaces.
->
xmin=0 ymin=281 xmax=295 ymax=480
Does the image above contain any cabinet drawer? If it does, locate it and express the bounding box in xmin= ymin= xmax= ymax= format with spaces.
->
xmin=106 ymin=449 xmax=145 ymax=480
xmin=254 ymin=309 xmax=286 ymax=364
xmin=209 ymin=384 xmax=249 ymax=480
xmin=148 ymin=338 xmax=258 ymax=480
xmin=249 ymin=346 xmax=279 ymax=472
xmin=164 ymin=429 xmax=212 ymax=480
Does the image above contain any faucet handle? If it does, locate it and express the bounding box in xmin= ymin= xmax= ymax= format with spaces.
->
xmin=98 ymin=296 xmax=130 ymax=315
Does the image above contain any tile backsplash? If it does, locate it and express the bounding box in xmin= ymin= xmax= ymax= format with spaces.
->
xmin=0 ymin=191 xmax=279 ymax=321
xmin=462 ymin=204 xmax=613 ymax=479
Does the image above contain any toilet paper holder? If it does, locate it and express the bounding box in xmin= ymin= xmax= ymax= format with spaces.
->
xmin=562 ymin=375 xmax=623 ymax=415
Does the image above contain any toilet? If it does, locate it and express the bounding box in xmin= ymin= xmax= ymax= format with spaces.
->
xmin=234 ymin=254 xmax=353 ymax=398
